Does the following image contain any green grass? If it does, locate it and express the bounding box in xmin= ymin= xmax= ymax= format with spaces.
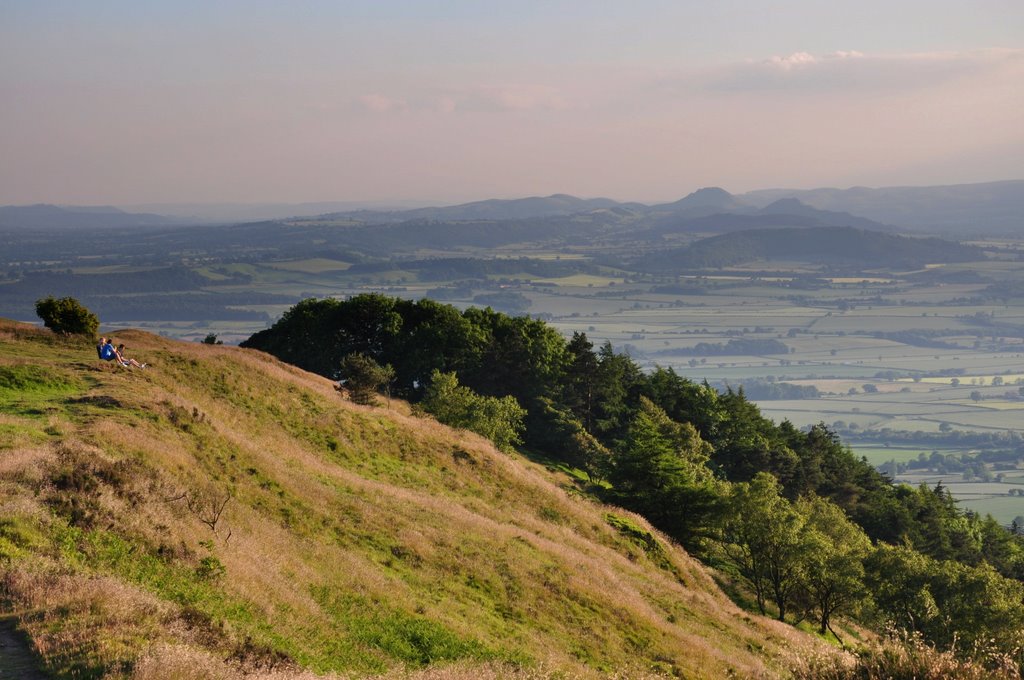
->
xmin=0 ymin=320 xmax=811 ymax=679
xmin=311 ymin=587 xmax=504 ymax=670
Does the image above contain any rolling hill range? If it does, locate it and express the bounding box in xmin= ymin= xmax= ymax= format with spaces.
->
xmin=634 ymin=226 xmax=983 ymax=273
xmin=0 ymin=320 xmax=818 ymax=679
xmin=4 ymin=179 xmax=1018 ymax=236
xmin=742 ymin=179 xmax=1024 ymax=234
xmin=0 ymin=204 xmax=182 ymax=230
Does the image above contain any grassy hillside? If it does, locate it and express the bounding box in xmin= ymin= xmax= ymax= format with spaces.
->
xmin=0 ymin=320 xmax=820 ymax=679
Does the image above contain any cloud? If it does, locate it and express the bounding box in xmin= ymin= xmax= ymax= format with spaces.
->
xmin=699 ymin=48 xmax=1022 ymax=94
xmin=358 ymin=93 xmax=407 ymax=113
xmin=765 ymin=51 xmax=819 ymax=69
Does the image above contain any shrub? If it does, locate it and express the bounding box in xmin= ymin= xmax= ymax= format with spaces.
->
xmin=417 ymin=369 xmax=525 ymax=451
xmin=35 ymin=295 xmax=99 ymax=337
xmin=339 ymin=352 xmax=396 ymax=406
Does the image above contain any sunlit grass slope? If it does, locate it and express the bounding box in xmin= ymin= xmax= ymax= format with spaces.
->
xmin=0 ymin=320 xmax=816 ymax=679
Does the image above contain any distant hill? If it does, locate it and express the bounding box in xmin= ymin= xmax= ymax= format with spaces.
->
xmin=756 ymin=198 xmax=886 ymax=231
xmin=637 ymin=226 xmax=984 ymax=272
xmin=0 ymin=204 xmax=181 ymax=229
xmin=322 ymin=193 xmax=622 ymax=223
xmin=742 ymin=180 xmax=1024 ymax=234
xmin=651 ymin=186 xmax=752 ymax=218
xmin=639 ymin=194 xmax=890 ymax=239
xmin=0 ymin=320 xmax=815 ymax=679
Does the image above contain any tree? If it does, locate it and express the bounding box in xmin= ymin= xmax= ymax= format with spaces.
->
xmin=339 ymin=352 xmax=395 ymax=406
xmin=563 ymin=331 xmax=599 ymax=430
xmin=867 ymin=543 xmax=1024 ymax=651
xmin=609 ymin=397 xmax=721 ymax=551
xmin=35 ymin=296 xmax=99 ymax=338
xmin=865 ymin=543 xmax=940 ymax=637
xmin=795 ymin=495 xmax=871 ymax=640
xmin=718 ymin=472 xmax=808 ymax=620
xmin=202 ymin=333 xmax=223 ymax=345
xmin=418 ymin=370 xmax=526 ymax=452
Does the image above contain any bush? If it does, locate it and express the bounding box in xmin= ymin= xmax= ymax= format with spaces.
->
xmin=417 ymin=370 xmax=526 ymax=451
xmin=339 ymin=352 xmax=395 ymax=406
xmin=35 ymin=295 xmax=99 ymax=337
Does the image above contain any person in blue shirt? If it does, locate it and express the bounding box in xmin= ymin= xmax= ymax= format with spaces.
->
xmin=97 ymin=337 xmax=118 ymax=362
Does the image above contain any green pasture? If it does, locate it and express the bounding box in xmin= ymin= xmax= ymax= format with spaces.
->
xmin=532 ymin=274 xmax=625 ymax=287
xmin=265 ymin=258 xmax=352 ymax=273
xmin=852 ymin=446 xmax=945 ymax=466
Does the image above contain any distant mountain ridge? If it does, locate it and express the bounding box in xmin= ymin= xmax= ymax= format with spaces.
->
xmin=741 ymin=180 xmax=1024 ymax=233
xmin=637 ymin=226 xmax=983 ymax=272
xmin=322 ymin=193 xmax=622 ymax=223
xmin=0 ymin=204 xmax=182 ymax=229
xmin=4 ymin=179 xmax=1019 ymax=234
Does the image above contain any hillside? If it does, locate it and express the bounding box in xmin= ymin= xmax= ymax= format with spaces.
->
xmin=0 ymin=320 xmax=817 ymax=679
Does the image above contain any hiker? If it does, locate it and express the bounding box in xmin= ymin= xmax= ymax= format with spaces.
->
xmin=115 ymin=343 xmax=146 ymax=369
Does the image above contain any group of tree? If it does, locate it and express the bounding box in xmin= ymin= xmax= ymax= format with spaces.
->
xmin=242 ymin=293 xmax=1024 ymax=663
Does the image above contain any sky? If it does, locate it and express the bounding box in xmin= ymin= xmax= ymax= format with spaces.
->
xmin=1 ymin=0 xmax=1023 ymax=206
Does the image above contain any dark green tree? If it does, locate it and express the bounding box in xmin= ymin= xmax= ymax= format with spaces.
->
xmin=563 ymin=331 xmax=599 ymax=430
xmin=712 ymin=388 xmax=798 ymax=485
xmin=241 ymin=297 xmax=344 ymax=376
xmin=35 ymin=296 xmax=99 ymax=338
xmin=590 ymin=341 xmax=645 ymax=443
xmin=610 ymin=397 xmax=722 ymax=552
xmin=644 ymin=367 xmax=724 ymax=440
xmin=388 ymin=298 xmax=485 ymax=397
xmin=339 ymin=352 xmax=395 ymax=406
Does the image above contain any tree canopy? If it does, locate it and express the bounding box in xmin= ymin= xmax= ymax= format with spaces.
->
xmin=35 ymin=295 xmax=99 ymax=338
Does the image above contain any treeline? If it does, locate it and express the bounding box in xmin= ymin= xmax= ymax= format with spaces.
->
xmin=242 ymin=294 xmax=1024 ymax=661
xmin=689 ymin=338 xmax=789 ymax=356
xmin=839 ymin=426 xmax=1024 ymax=451
xmin=730 ymin=379 xmax=820 ymax=400
xmin=346 ymin=256 xmax=602 ymax=282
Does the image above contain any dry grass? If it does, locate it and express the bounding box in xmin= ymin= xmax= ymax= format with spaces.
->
xmin=0 ymin=320 xmax=828 ymax=678
xmin=788 ymin=629 xmax=1022 ymax=680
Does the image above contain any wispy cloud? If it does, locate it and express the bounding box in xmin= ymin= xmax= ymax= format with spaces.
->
xmin=698 ymin=48 xmax=1023 ymax=93
xmin=358 ymin=93 xmax=407 ymax=113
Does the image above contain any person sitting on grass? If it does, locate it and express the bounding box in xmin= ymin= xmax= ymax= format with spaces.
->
xmin=97 ymin=337 xmax=118 ymax=362
xmin=115 ymin=343 xmax=146 ymax=369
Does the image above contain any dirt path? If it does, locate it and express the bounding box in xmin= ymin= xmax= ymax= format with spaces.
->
xmin=0 ymin=615 xmax=48 ymax=679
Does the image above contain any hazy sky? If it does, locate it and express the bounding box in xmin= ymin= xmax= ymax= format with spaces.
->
xmin=2 ymin=1 xmax=1022 ymax=205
